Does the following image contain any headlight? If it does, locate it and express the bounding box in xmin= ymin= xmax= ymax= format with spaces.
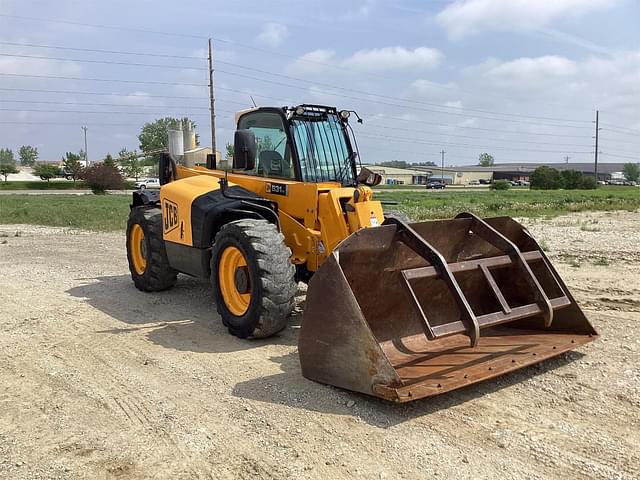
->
xmin=295 ymin=106 xmax=305 ymax=115
xmin=339 ymin=110 xmax=351 ymax=120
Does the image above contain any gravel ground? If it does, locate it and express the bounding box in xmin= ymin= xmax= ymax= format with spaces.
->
xmin=0 ymin=210 xmax=638 ymax=479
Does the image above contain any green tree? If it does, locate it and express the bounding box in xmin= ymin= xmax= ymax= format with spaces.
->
xmin=478 ymin=153 xmax=495 ymax=167
xmin=18 ymin=145 xmax=38 ymax=166
xmin=0 ymin=148 xmax=19 ymax=182
xmin=62 ymin=152 xmax=83 ymax=182
xmin=490 ymin=179 xmax=511 ymax=190
xmin=225 ymin=143 xmax=234 ymax=159
xmin=530 ymin=166 xmax=564 ymax=190
xmin=560 ymin=170 xmax=584 ymax=189
xmin=138 ymin=117 xmax=198 ymax=160
xmin=623 ymin=163 xmax=640 ymax=183
xmin=103 ymin=153 xmax=115 ymax=167
xmin=33 ymin=163 xmax=60 ymax=182
xmin=118 ymin=148 xmax=144 ymax=180
xmin=579 ymin=175 xmax=597 ymax=189
xmin=379 ymin=160 xmax=409 ymax=169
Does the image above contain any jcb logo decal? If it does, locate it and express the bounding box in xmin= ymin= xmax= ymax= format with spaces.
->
xmin=163 ymin=199 xmax=179 ymax=233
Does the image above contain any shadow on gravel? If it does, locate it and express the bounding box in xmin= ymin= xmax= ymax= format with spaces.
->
xmin=232 ymin=350 xmax=585 ymax=428
xmin=66 ymin=274 xmax=301 ymax=353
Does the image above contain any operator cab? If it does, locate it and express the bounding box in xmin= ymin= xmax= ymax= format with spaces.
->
xmin=232 ymin=105 xmax=364 ymax=187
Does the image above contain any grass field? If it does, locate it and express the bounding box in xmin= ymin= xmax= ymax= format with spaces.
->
xmin=0 ymin=194 xmax=130 ymax=231
xmin=0 ymin=180 xmax=90 ymax=190
xmin=0 ymin=180 xmax=136 ymax=190
xmin=0 ymin=187 xmax=638 ymax=232
xmin=377 ymin=186 xmax=640 ymax=220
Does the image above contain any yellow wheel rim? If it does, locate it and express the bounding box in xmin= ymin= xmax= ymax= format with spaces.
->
xmin=218 ymin=246 xmax=251 ymax=316
xmin=130 ymin=223 xmax=147 ymax=275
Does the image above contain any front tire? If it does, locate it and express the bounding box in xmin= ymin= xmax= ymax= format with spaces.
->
xmin=211 ymin=219 xmax=296 ymax=339
xmin=126 ymin=207 xmax=177 ymax=292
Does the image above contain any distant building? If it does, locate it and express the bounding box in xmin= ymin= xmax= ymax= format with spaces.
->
xmin=362 ymin=165 xmax=430 ymax=185
xmin=413 ymin=165 xmax=494 ymax=185
xmin=413 ymin=162 xmax=628 ymax=184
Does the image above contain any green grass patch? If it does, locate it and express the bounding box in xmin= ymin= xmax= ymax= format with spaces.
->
xmin=0 ymin=180 xmax=136 ymax=190
xmin=0 ymin=186 xmax=638 ymax=233
xmin=376 ymin=186 xmax=640 ymax=220
xmin=0 ymin=194 xmax=130 ymax=231
xmin=0 ymin=180 xmax=89 ymax=190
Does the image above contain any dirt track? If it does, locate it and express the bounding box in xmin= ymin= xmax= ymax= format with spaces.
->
xmin=0 ymin=210 xmax=639 ymax=479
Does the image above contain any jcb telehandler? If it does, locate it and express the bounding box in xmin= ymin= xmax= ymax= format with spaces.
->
xmin=126 ymin=104 xmax=596 ymax=402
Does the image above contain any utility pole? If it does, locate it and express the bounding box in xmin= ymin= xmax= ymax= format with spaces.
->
xmin=564 ymin=155 xmax=570 ymax=164
xmin=593 ymin=110 xmax=600 ymax=182
xmin=440 ymin=150 xmax=446 ymax=184
xmin=81 ymin=126 xmax=88 ymax=166
xmin=208 ymin=38 xmax=217 ymax=155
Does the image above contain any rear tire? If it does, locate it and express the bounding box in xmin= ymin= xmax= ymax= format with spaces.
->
xmin=126 ymin=207 xmax=177 ymax=292
xmin=211 ymin=219 xmax=296 ymax=339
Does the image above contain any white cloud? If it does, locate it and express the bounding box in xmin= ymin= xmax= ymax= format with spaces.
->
xmin=437 ymin=0 xmax=616 ymax=38
xmin=256 ymin=23 xmax=289 ymax=48
xmin=287 ymin=49 xmax=337 ymax=74
xmin=411 ymin=79 xmax=457 ymax=96
xmin=348 ymin=47 xmax=443 ymax=72
xmin=457 ymin=117 xmax=478 ymax=128
xmin=289 ymin=47 xmax=443 ymax=74
xmin=110 ymin=92 xmax=155 ymax=106
xmin=342 ymin=0 xmax=377 ymax=20
xmin=485 ymin=55 xmax=577 ymax=80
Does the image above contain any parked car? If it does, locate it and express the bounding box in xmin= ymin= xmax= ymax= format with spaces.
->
xmin=469 ymin=180 xmax=480 ymax=185
xmin=135 ymin=178 xmax=161 ymax=190
xmin=425 ymin=181 xmax=446 ymax=189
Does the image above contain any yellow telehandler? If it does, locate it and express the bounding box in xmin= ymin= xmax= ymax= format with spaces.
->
xmin=126 ymin=104 xmax=596 ymax=402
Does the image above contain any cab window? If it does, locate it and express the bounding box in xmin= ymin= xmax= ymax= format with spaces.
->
xmin=237 ymin=111 xmax=295 ymax=180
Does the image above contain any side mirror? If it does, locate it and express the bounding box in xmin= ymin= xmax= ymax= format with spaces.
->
xmin=233 ymin=130 xmax=256 ymax=170
xmin=159 ymin=152 xmax=176 ymax=185
xmin=356 ymin=167 xmax=382 ymax=187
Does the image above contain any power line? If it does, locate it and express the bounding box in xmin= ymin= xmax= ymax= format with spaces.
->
xmin=0 ymin=41 xmax=206 ymax=60
xmin=356 ymin=132 xmax=594 ymax=155
xmin=0 ymin=98 xmax=252 ymax=109
xmin=212 ymin=68 xmax=593 ymax=129
xmin=0 ymin=14 xmax=207 ymax=39
xmin=0 ymin=107 xmax=213 ymax=116
xmin=1 ymin=100 xmax=601 ymax=149
xmin=0 ymin=72 xmax=207 ymax=87
xmin=0 ymin=87 xmax=203 ymax=100
xmin=1 ymin=70 xmax=592 ymax=130
xmin=0 ymin=84 xmax=600 ymax=140
xmin=359 ymin=123 xmax=592 ymax=149
xmin=363 ymin=113 xmax=591 ymax=138
xmin=0 ymin=51 xmax=593 ymax=125
xmin=601 ymin=127 xmax=640 ymax=137
xmin=0 ymin=53 xmax=208 ymax=71
xmin=214 ymin=61 xmax=590 ymax=124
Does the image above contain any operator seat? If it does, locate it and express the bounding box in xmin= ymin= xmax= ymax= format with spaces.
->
xmin=259 ymin=150 xmax=289 ymax=178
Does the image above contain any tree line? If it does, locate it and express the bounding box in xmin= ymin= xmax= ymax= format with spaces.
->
xmin=0 ymin=116 xmax=198 ymax=183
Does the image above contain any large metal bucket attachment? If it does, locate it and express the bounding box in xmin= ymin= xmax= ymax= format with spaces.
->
xmin=299 ymin=213 xmax=597 ymax=402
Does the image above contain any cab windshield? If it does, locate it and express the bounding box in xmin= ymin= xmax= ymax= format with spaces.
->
xmin=290 ymin=113 xmax=356 ymax=186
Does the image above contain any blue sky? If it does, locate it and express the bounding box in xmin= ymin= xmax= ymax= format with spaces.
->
xmin=0 ymin=0 xmax=638 ymax=165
